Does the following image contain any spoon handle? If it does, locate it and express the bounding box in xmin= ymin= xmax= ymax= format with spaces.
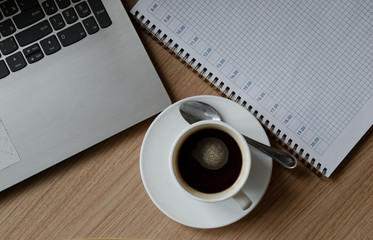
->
xmin=242 ymin=135 xmax=297 ymax=169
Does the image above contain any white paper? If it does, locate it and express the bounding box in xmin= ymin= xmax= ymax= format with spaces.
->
xmin=0 ymin=120 xmax=20 ymax=171
xmin=131 ymin=0 xmax=373 ymax=177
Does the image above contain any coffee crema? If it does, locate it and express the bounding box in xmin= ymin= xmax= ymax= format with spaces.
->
xmin=177 ymin=128 xmax=242 ymax=194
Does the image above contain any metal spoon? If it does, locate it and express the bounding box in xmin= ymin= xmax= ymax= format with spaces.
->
xmin=179 ymin=100 xmax=297 ymax=169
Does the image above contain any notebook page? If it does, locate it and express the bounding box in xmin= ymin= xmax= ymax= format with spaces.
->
xmin=131 ymin=0 xmax=373 ymax=177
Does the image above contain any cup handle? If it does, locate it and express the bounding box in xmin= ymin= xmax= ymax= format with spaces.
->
xmin=232 ymin=190 xmax=252 ymax=210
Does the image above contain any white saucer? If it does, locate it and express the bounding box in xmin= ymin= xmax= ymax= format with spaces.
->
xmin=140 ymin=95 xmax=272 ymax=229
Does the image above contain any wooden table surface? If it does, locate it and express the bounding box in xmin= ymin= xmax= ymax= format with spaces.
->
xmin=1 ymin=1 xmax=372 ymax=239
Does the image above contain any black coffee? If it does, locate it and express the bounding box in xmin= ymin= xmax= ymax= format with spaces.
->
xmin=177 ymin=128 xmax=242 ymax=193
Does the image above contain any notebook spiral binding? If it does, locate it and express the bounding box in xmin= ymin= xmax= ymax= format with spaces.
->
xmin=133 ymin=12 xmax=327 ymax=178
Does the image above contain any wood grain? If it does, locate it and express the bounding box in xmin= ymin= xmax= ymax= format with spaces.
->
xmin=0 ymin=1 xmax=372 ymax=239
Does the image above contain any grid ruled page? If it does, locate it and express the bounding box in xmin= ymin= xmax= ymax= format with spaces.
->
xmin=131 ymin=0 xmax=373 ymax=177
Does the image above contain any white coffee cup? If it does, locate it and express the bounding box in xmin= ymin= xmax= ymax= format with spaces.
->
xmin=170 ymin=120 xmax=252 ymax=210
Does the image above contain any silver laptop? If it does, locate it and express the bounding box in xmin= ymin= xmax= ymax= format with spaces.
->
xmin=0 ymin=0 xmax=171 ymax=191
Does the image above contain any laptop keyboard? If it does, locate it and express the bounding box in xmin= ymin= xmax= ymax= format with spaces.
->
xmin=0 ymin=0 xmax=112 ymax=79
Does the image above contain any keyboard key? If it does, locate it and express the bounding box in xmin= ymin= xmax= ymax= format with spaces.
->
xmin=88 ymin=0 xmax=112 ymax=28
xmin=62 ymin=7 xmax=78 ymax=24
xmin=40 ymin=35 xmax=61 ymax=55
xmin=0 ymin=36 xmax=18 ymax=55
xmin=50 ymin=14 xmax=65 ymax=30
xmin=57 ymin=22 xmax=86 ymax=47
xmin=42 ymin=0 xmax=58 ymax=15
xmin=13 ymin=4 xmax=45 ymax=29
xmin=0 ymin=60 xmax=10 ymax=79
xmin=0 ymin=19 xmax=16 ymax=37
xmin=83 ymin=16 xmax=99 ymax=35
xmin=6 ymin=51 xmax=26 ymax=72
xmin=0 ymin=0 xmax=19 ymax=17
xmin=15 ymin=20 xmax=52 ymax=47
xmin=26 ymin=51 xmax=44 ymax=63
xmin=75 ymin=1 xmax=91 ymax=18
xmin=55 ymin=0 xmax=71 ymax=9
xmin=23 ymin=43 xmax=41 ymax=56
xmin=16 ymin=0 xmax=39 ymax=11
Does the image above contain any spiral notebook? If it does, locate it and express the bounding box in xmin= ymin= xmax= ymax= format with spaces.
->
xmin=131 ymin=0 xmax=373 ymax=177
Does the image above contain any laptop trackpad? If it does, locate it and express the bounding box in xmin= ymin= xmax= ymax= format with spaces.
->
xmin=0 ymin=120 xmax=21 ymax=171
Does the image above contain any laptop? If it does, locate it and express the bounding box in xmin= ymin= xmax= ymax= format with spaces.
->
xmin=0 ymin=0 xmax=171 ymax=191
